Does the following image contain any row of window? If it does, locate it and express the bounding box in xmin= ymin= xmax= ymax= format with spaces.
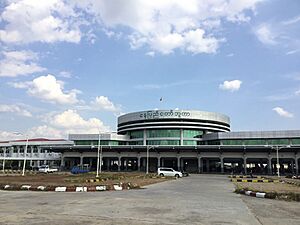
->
xmin=74 ymin=138 xmax=300 ymax=146
xmin=215 ymin=138 xmax=300 ymax=146
xmin=128 ymin=129 xmax=203 ymax=139
xmin=74 ymin=140 xmax=126 ymax=146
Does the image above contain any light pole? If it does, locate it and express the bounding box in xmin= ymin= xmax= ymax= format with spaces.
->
xmin=146 ymin=146 xmax=157 ymax=174
xmin=22 ymin=137 xmax=29 ymax=176
xmin=13 ymin=132 xmax=28 ymax=176
xmin=96 ymin=132 xmax=101 ymax=178
xmin=2 ymin=148 xmax=6 ymax=173
xmin=276 ymin=146 xmax=280 ymax=178
xmin=270 ymin=145 xmax=290 ymax=178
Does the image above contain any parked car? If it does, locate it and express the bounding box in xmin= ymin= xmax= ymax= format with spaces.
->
xmin=157 ymin=167 xmax=183 ymax=178
xmin=71 ymin=164 xmax=90 ymax=174
xmin=38 ymin=165 xmax=58 ymax=173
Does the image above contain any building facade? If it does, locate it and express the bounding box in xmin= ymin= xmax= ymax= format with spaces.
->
xmin=53 ymin=110 xmax=299 ymax=175
xmin=1 ymin=110 xmax=299 ymax=175
xmin=0 ymin=138 xmax=73 ymax=170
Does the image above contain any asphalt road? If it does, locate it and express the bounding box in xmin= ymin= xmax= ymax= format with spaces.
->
xmin=0 ymin=174 xmax=299 ymax=225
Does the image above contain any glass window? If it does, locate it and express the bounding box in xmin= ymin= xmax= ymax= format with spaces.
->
xmin=147 ymin=129 xmax=180 ymax=138
xmin=207 ymin=141 xmax=220 ymax=145
xmin=244 ymin=139 xmax=267 ymax=145
xmin=222 ymin=139 xmax=243 ymax=145
xmin=129 ymin=141 xmax=143 ymax=145
xmin=183 ymin=130 xmax=203 ymax=138
xmin=13 ymin=147 xmax=18 ymax=153
xmin=33 ymin=147 xmax=38 ymax=153
xmin=183 ymin=140 xmax=198 ymax=146
xmin=268 ymin=139 xmax=289 ymax=145
xmin=19 ymin=146 xmax=24 ymax=153
xmin=75 ymin=140 xmax=92 ymax=145
xmin=129 ymin=130 xmax=144 ymax=139
xmin=147 ymin=140 xmax=180 ymax=145
xmin=291 ymin=138 xmax=300 ymax=145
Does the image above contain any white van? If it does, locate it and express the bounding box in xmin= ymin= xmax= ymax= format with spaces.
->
xmin=38 ymin=165 xmax=58 ymax=173
xmin=157 ymin=167 xmax=183 ymax=178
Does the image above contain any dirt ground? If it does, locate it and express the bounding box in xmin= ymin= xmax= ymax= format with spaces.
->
xmin=234 ymin=181 xmax=300 ymax=193
xmin=0 ymin=172 xmax=170 ymax=188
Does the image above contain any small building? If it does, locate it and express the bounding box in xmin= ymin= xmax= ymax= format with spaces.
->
xmin=0 ymin=138 xmax=73 ymax=170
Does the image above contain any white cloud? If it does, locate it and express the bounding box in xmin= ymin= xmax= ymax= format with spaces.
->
xmin=91 ymin=96 xmax=120 ymax=112
xmin=50 ymin=109 xmax=109 ymax=130
xmin=295 ymin=90 xmax=300 ymax=96
xmin=219 ymin=80 xmax=242 ymax=92
xmin=272 ymin=107 xmax=294 ymax=118
xmin=59 ymin=70 xmax=72 ymax=78
xmin=0 ymin=0 xmax=264 ymax=54
xmin=0 ymin=50 xmax=45 ymax=77
xmin=0 ymin=109 xmax=110 ymax=140
xmin=0 ymin=104 xmax=32 ymax=117
xmin=0 ymin=0 xmax=81 ymax=44
xmin=254 ymin=24 xmax=277 ymax=45
xmin=286 ymin=49 xmax=300 ymax=55
xmin=281 ymin=15 xmax=300 ymax=25
xmin=70 ymin=0 xmax=263 ymax=55
xmin=26 ymin=125 xmax=64 ymax=139
xmin=0 ymin=131 xmax=24 ymax=141
xmin=146 ymin=51 xmax=155 ymax=57
xmin=11 ymin=74 xmax=80 ymax=105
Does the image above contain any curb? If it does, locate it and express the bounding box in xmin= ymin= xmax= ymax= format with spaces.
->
xmin=228 ymin=176 xmax=262 ymax=179
xmin=1 ymin=184 xmax=126 ymax=192
xmin=231 ymin=179 xmax=280 ymax=183
xmin=238 ymin=189 xmax=267 ymax=198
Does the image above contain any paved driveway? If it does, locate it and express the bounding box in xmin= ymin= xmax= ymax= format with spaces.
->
xmin=0 ymin=174 xmax=299 ymax=225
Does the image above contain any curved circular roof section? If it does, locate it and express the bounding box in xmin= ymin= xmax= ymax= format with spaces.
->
xmin=118 ymin=110 xmax=230 ymax=133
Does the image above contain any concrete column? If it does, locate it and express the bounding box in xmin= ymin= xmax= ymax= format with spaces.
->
xmin=295 ymin=155 xmax=299 ymax=175
xmin=268 ymin=156 xmax=272 ymax=175
xmin=180 ymin=129 xmax=183 ymax=146
xmin=161 ymin=158 xmax=164 ymax=167
xmin=118 ymin=156 xmax=121 ymax=172
xmin=80 ymin=156 xmax=83 ymax=165
xmin=198 ymin=157 xmax=202 ymax=173
xmin=60 ymin=157 xmax=64 ymax=168
xmin=220 ymin=157 xmax=224 ymax=174
xmin=137 ymin=157 xmax=141 ymax=171
xmin=143 ymin=129 xmax=147 ymax=146
xmin=177 ymin=157 xmax=180 ymax=171
xmin=243 ymin=157 xmax=247 ymax=175
xmin=157 ymin=157 xmax=161 ymax=168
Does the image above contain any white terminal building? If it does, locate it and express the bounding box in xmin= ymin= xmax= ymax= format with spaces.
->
xmin=1 ymin=109 xmax=300 ymax=174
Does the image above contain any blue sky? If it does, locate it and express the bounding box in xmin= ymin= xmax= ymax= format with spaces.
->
xmin=0 ymin=0 xmax=299 ymax=140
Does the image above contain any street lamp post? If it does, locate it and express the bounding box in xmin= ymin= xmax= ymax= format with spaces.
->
xmin=276 ymin=146 xmax=280 ymax=178
xmin=96 ymin=132 xmax=101 ymax=178
xmin=22 ymin=137 xmax=29 ymax=176
xmin=13 ymin=132 xmax=28 ymax=176
xmin=269 ymin=145 xmax=291 ymax=178
xmin=2 ymin=148 xmax=6 ymax=173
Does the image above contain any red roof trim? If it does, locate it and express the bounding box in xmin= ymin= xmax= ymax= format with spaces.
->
xmin=10 ymin=138 xmax=67 ymax=142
